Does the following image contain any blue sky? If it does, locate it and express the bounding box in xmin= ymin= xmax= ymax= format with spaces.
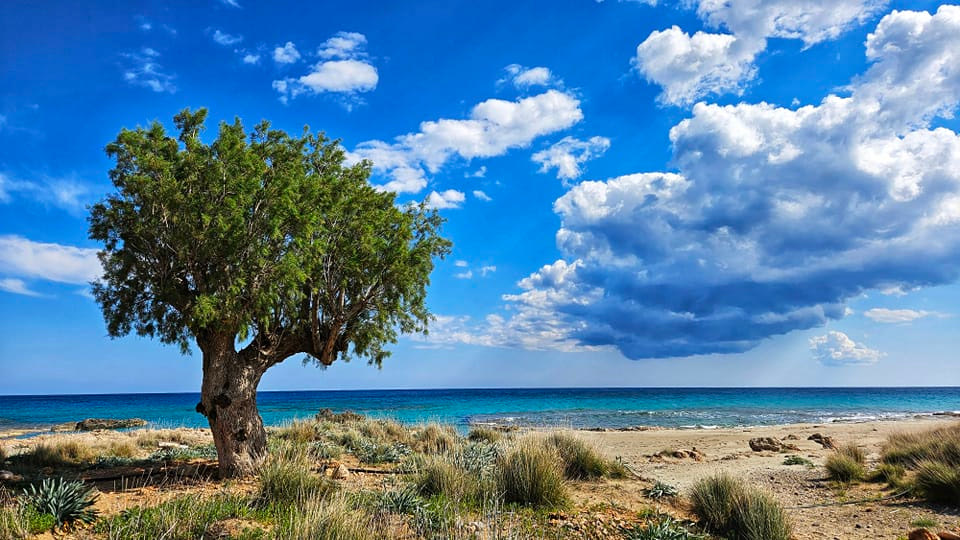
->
xmin=2 ymin=0 xmax=960 ymax=394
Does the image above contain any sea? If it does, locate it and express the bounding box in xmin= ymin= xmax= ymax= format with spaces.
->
xmin=2 ymin=387 xmax=959 ymax=435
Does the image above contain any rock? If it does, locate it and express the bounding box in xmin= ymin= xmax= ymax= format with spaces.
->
xmin=749 ymin=437 xmax=784 ymax=452
xmin=49 ymin=422 xmax=78 ymax=432
xmin=939 ymin=531 xmax=960 ymax=540
xmin=75 ymin=418 xmax=147 ymax=431
xmin=332 ymin=463 xmax=350 ymax=479
xmin=0 ymin=470 xmax=23 ymax=483
xmin=157 ymin=441 xmax=188 ymax=449
xmin=808 ymin=433 xmax=837 ymax=449
xmin=654 ymin=448 xmax=705 ymax=461
xmin=909 ymin=529 xmax=939 ymax=540
xmin=784 ymin=434 xmax=800 ymax=440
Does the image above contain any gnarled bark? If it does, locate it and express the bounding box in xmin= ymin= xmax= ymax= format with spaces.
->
xmin=196 ymin=332 xmax=268 ymax=478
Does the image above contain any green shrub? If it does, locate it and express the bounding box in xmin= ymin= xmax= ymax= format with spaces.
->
xmin=882 ymin=424 xmax=960 ymax=467
xmin=545 ymin=433 xmax=619 ymax=480
xmin=275 ymin=494 xmax=373 ymax=540
xmin=825 ymin=452 xmax=866 ymax=483
xmin=468 ymin=427 xmax=503 ymax=444
xmin=837 ymin=443 xmax=866 ymax=464
xmin=869 ymin=463 xmax=907 ymax=487
xmin=689 ymin=474 xmax=791 ymax=540
xmin=729 ymin=490 xmax=792 ymax=540
xmin=375 ymin=485 xmax=423 ymax=515
xmin=450 ymin=441 xmax=501 ymax=479
xmin=623 ymin=516 xmax=705 ymax=540
xmin=415 ymin=456 xmax=470 ymax=501
xmin=0 ymin=503 xmax=28 ymax=540
xmin=20 ymin=477 xmax=98 ymax=529
xmin=353 ymin=440 xmax=410 ymax=464
xmin=255 ymin=444 xmax=334 ymax=507
xmin=308 ymin=441 xmax=344 ymax=460
xmin=94 ymin=493 xmax=250 ymax=540
xmin=913 ymin=460 xmax=960 ymax=505
xmin=782 ymin=455 xmax=813 ymax=466
xmin=275 ymin=420 xmax=318 ymax=444
xmin=689 ymin=474 xmax=741 ymax=532
xmin=645 ymin=481 xmax=679 ymax=500
xmin=496 ymin=440 xmax=568 ymax=508
xmin=413 ymin=424 xmax=459 ymax=454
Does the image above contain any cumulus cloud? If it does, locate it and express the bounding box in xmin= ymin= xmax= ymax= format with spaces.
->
xmin=455 ymin=270 xmax=473 ymax=279
xmin=809 ymin=331 xmax=883 ymax=366
xmin=212 ymin=29 xmax=242 ymax=46
xmin=634 ymin=0 xmax=885 ymax=105
xmin=273 ymin=33 xmax=377 ymax=104
xmin=425 ymin=189 xmax=466 ymax=210
xmin=481 ymin=265 xmax=497 ymax=276
xmin=437 ymin=6 xmax=960 ymax=360
xmin=273 ymin=42 xmax=300 ymax=64
xmin=242 ymin=54 xmax=260 ymax=64
xmin=502 ymin=64 xmax=560 ymax=89
xmin=863 ymin=308 xmax=946 ymax=323
xmin=0 ymin=235 xmax=101 ymax=286
xmin=532 ymin=136 xmax=611 ymax=182
xmin=349 ymin=90 xmax=583 ymax=194
xmin=121 ymin=47 xmax=176 ymax=93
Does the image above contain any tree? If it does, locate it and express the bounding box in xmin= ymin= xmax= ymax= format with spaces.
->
xmin=89 ymin=109 xmax=451 ymax=477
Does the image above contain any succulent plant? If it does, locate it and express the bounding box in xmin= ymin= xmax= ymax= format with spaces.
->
xmin=21 ymin=477 xmax=99 ymax=529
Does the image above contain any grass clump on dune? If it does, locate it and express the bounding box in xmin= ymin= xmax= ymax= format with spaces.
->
xmin=21 ymin=441 xmax=98 ymax=468
xmin=94 ymin=493 xmax=252 ymax=540
xmin=275 ymin=493 xmax=376 ymax=540
xmin=689 ymin=474 xmax=792 ymax=540
xmin=544 ymin=432 xmax=626 ymax=480
xmin=413 ymin=423 xmax=459 ymax=454
xmin=255 ymin=443 xmax=335 ymax=507
xmin=496 ymin=439 xmax=568 ymax=509
xmin=825 ymin=444 xmax=867 ymax=483
xmin=913 ymin=460 xmax=960 ymax=505
xmin=467 ymin=426 xmax=503 ymax=444
xmin=879 ymin=423 xmax=960 ymax=504
xmin=415 ymin=455 xmax=472 ymax=502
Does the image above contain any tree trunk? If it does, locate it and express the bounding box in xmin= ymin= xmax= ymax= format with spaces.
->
xmin=196 ymin=332 xmax=268 ymax=478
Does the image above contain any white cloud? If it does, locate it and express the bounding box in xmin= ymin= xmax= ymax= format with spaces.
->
xmin=349 ymin=89 xmax=583 ymax=193
xmin=473 ymin=190 xmax=492 ymax=201
xmin=809 ymin=331 xmax=883 ymax=366
xmin=455 ymin=270 xmax=474 ymax=279
xmin=455 ymin=260 xmax=469 ymax=267
xmin=0 ymin=172 xmax=93 ymax=214
xmin=219 ymin=0 xmax=240 ymax=7
xmin=0 ymin=278 xmax=42 ymax=297
xmin=273 ymin=42 xmax=301 ymax=64
xmin=863 ymin=308 xmax=946 ymax=323
xmin=273 ymin=33 xmax=378 ymax=104
xmin=426 ymin=189 xmax=466 ymax=210
xmin=242 ymin=54 xmax=260 ymax=64
xmin=480 ymin=265 xmax=497 ymax=276
xmin=466 ymin=166 xmax=487 ymax=178
xmin=317 ymin=32 xmax=368 ymax=59
xmin=634 ymin=1 xmax=886 ymax=105
xmin=212 ymin=29 xmax=242 ymax=46
xmin=454 ymin=6 xmax=960 ymax=360
xmin=122 ymin=48 xmax=176 ymax=93
xmin=503 ymin=64 xmax=559 ymax=89
xmin=0 ymin=235 xmax=101 ymax=285
xmin=532 ymin=136 xmax=611 ymax=182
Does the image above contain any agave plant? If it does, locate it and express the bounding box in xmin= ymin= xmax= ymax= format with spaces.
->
xmin=21 ymin=477 xmax=99 ymax=529
xmin=646 ymin=480 xmax=680 ymax=500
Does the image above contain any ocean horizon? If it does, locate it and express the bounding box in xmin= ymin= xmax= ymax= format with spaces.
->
xmin=3 ymin=386 xmax=959 ymax=433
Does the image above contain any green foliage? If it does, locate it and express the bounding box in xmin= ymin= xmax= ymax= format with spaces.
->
xmin=450 ymin=441 xmax=502 ymax=479
xmin=20 ymin=478 xmax=98 ymax=529
xmin=375 ymin=485 xmax=423 ymax=515
xmin=910 ymin=516 xmax=938 ymax=528
xmin=148 ymin=444 xmax=219 ymax=463
xmin=308 ymin=441 xmax=344 ymax=460
xmin=623 ymin=516 xmax=706 ymax=540
xmin=825 ymin=452 xmax=867 ymax=483
xmin=881 ymin=424 xmax=960 ymax=468
xmin=21 ymin=441 xmax=96 ymax=468
xmin=837 ymin=443 xmax=866 ymax=464
xmin=94 ymin=493 xmax=251 ymax=540
xmin=255 ymin=444 xmax=334 ymax=507
xmin=869 ymin=463 xmax=907 ymax=487
xmin=415 ymin=456 xmax=471 ymax=501
xmin=689 ymin=474 xmax=791 ymax=540
xmin=689 ymin=474 xmax=741 ymax=532
xmin=413 ymin=424 xmax=459 ymax=454
xmin=496 ymin=440 xmax=568 ymax=509
xmin=0 ymin=503 xmax=28 ymax=540
xmin=544 ymin=432 xmax=620 ymax=480
xmin=782 ymin=455 xmax=813 ymax=466
xmin=90 ymin=107 xmax=451 ymax=364
xmin=353 ymin=440 xmax=411 ymax=464
xmin=274 ymin=494 xmax=373 ymax=540
xmin=913 ymin=460 xmax=960 ymax=505
xmin=645 ymin=481 xmax=679 ymax=500
xmin=467 ymin=427 xmax=503 ymax=444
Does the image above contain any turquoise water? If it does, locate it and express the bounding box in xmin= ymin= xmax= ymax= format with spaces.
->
xmin=1 ymin=388 xmax=959 ymax=432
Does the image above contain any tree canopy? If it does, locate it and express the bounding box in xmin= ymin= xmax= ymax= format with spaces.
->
xmin=89 ymin=108 xmax=451 ymax=369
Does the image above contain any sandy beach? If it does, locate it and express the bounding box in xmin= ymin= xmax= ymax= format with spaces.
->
xmin=2 ymin=417 xmax=958 ymax=539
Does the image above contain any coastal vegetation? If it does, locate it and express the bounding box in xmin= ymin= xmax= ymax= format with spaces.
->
xmin=88 ymin=109 xmax=451 ymax=477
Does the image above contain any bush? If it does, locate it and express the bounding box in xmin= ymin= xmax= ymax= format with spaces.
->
xmin=276 ymin=420 xmax=318 ymax=444
xmin=21 ymin=441 xmax=97 ymax=468
xmin=689 ymin=474 xmax=791 ymax=540
xmin=94 ymin=493 xmax=250 ymax=540
xmin=413 ymin=424 xmax=459 ymax=454
xmin=353 ymin=440 xmax=410 ymax=465
xmin=0 ymin=503 xmax=28 ymax=540
xmin=623 ymin=516 xmax=705 ymax=540
xmin=545 ymin=433 xmax=622 ymax=480
xmin=882 ymin=424 xmax=960 ymax=467
xmin=869 ymin=463 xmax=907 ymax=487
xmin=914 ymin=460 xmax=960 ymax=505
xmin=468 ymin=427 xmax=503 ymax=444
xmin=837 ymin=443 xmax=866 ymax=464
xmin=825 ymin=452 xmax=866 ymax=483
xmin=255 ymin=444 xmax=334 ymax=507
xmin=729 ymin=490 xmax=792 ymax=540
xmin=275 ymin=494 xmax=372 ymax=540
xmin=20 ymin=477 xmax=98 ymax=529
xmin=645 ymin=481 xmax=679 ymax=500
xmin=496 ymin=440 xmax=568 ymax=508
xmin=375 ymin=485 xmax=423 ymax=515
xmin=782 ymin=455 xmax=813 ymax=466
xmin=415 ymin=456 xmax=470 ymax=501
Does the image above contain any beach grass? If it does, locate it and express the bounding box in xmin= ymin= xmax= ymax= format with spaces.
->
xmin=689 ymin=474 xmax=792 ymax=540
